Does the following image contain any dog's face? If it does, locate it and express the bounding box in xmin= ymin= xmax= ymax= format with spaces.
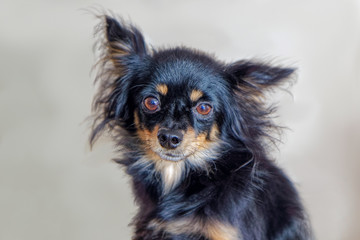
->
xmin=131 ymin=51 xmax=226 ymax=167
xmin=91 ymin=16 xmax=294 ymax=192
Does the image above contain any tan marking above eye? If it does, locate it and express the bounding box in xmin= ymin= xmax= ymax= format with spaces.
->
xmin=190 ymin=89 xmax=204 ymax=102
xmin=156 ymin=84 xmax=168 ymax=95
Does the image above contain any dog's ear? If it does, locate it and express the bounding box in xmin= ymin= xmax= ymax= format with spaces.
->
xmin=226 ymin=60 xmax=295 ymax=91
xmin=223 ymin=61 xmax=295 ymax=156
xmin=104 ymin=16 xmax=148 ymax=67
xmin=90 ymin=16 xmax=149 ymax=145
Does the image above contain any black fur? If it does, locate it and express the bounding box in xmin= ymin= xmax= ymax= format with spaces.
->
xmin=90 ymin=15 xmax=312 ymax=240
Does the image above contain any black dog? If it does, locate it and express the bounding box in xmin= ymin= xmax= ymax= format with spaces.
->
xmin=90 ymin=15 xmax=312 ymax=240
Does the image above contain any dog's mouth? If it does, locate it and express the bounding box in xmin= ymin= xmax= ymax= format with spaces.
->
xmin=156 ymin=151 xmax=188 ymax=162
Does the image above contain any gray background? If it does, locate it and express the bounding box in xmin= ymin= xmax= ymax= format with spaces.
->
xmin=1 ymin=0 xmax=360 ymax=239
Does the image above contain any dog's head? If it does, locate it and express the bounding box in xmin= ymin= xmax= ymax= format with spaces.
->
xmin=91 ymin=16 xmax=294 ymax=191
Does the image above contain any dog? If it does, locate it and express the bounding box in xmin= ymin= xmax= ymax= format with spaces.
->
xmin=90 ymin=15 xmax=312 ymax=240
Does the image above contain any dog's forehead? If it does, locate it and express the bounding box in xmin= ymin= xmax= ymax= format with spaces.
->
xmin=154 ymin=59 xmax=207 ymax=81
xmin=149 ymin=59 xmax=222 ymax=98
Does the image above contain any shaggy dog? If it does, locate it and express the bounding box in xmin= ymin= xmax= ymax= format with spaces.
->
xmin=90 ymin=15 xmax=312 ymax=240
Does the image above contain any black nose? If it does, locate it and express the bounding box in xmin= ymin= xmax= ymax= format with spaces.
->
xmin=157 ymin=129 xmax=183 ymax=149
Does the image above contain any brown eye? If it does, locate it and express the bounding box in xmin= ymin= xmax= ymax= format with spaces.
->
xmin=196 ymin=103 xmax=212 ymax=115
xmin=143 ymin=97 xmax=160 ymax=112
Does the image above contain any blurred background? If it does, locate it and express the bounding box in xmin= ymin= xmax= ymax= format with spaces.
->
xmin=1 ymin=0 xmax=359 ymax=239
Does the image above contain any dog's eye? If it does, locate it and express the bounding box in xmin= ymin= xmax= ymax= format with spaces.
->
xmin=143 ymin=97 xmax=160 ymax=112
xmin=196 ymin=103 xmax=212 ymax=115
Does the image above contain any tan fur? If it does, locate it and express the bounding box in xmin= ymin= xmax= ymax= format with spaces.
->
xmin=156 ymin=84 xmax=169 ymax=95
xmin=150 ymin=217 xmax=239 ymax=240
xmin=185 ymin=125 xmax=220 ymax=170
xmin=134 ymin=111 xmax=185 ymax=192
xmin=206 ymin=220 xmax=239 ymax=240
xmin=190 ymin=89 xmax=204 ymax=102
xmin=134 ymin=111 xmax=221 ymax=193
xmin=108 ymin=42 xmax=131 ymax=71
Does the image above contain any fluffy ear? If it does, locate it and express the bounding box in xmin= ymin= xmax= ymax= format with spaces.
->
xmin=90 ymin=16 xmax=148 ymax=145
xmin=226 ymin=60 xmax=295 ymax=90
xmin=222 ymin=61 xmax=295 ymax=157
xmin=104 ymin=16 xmax=148 ymax=67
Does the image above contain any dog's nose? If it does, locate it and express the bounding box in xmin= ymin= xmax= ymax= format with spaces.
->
xmin=157 ymin=129 xmax=183 ymax=149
